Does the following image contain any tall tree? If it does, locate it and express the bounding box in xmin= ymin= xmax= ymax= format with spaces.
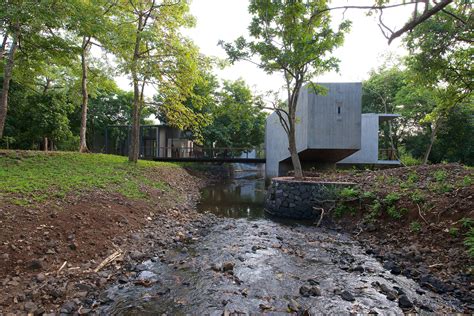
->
xmin=403 ymin=1 xmax=472 ymax=164
xmin=202 ymin=79 xmax=266 ymax=150
xmin=0 ymin=0 xmax=69 ymax=138
xmin=113 ymin=0 xmax=199 ymax=163
xmin=66 ymin=0 xmax=118 ymax=153
xmin=220 ymin=0 xmax=350 ymax=178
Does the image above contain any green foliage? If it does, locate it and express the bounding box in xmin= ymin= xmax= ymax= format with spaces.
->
xmin=449 ymin=227 xmax=459 ymax=238
xmin=387 ymin=206 xmax=406 ymax=219
xmin=338 ymin=187 xmax=360 ymax=199
xmin=202 ymin=79 xmax=267 ymax=150
xmin=465 ymin=228 xmax=474 ymax=257
xmin=433 ymin=170 xmax=448 ymax=182
xmin=410 ymin=221 xmax=422 ymax=233
xmin=0 ymin=152 xmax=176 ymax=203
xmin=366 ymin=200 xmax=382 ymax=222
xmin=362 ymin=191 xmax=376 ymax=200
xmin=460 ymin=218 xmax=474 ymax=229
xmin=399 ymin=148 xmax=423 ymax=166
xmin=410 ymin=190 xmax=425 ymax=204
xmin=383 ymin=192 xmax=400 ymax=206
xmin=334 ymin=203 xmax=357 ymax=218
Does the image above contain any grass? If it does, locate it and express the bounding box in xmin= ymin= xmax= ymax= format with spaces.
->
xmin=0 ymin=151 xmax=180 ymax=203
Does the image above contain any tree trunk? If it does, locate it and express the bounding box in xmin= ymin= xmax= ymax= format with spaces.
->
xmin=422 ymin=119 xmax=439 ymax=165
xmin=0 ymin=31 xmax=8 ymax=61
xmin=128 ymin=16 xmax=143 ymax=163
xmin=44 ymin=137 xmax=48 ymax=152
xmin=0 ymin=27 xmax=19 ymax=139
xmin=79 ymin=36 xmax=91 ymax=153
xmin=287 ymin=82 xmax=303 ymax=179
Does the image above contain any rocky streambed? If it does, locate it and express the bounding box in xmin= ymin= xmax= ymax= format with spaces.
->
xmin=94 ymin=173 xmax=464 ymax=315
xmin=98 ymin=219 xmax=461 ymax=315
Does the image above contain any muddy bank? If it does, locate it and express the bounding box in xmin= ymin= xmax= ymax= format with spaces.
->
xmin=0 ymin=165 xmax=218 ymax=315
xmin=300 ymin=163 xmax=473 ymax=311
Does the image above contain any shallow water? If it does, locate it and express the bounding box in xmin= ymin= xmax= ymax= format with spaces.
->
xmin=196 ymin=171 xmax=267 ymax=220
xmin=99 ymin=174 xmax=461 ymax=315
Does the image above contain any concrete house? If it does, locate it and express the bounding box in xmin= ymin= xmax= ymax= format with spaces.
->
xmin=265 ymin=82 xmax=399 ymax=178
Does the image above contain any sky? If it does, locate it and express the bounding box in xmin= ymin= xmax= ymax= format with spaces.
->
xmin=117 ymin=0 xmax=415 ymax=97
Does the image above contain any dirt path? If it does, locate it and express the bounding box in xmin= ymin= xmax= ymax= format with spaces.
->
xmin=98 ymin=218 xmax=461 ymax=315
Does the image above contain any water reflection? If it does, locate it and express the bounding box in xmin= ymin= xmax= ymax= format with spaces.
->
xmin=197 ymin=171 xmax=266 ymax=219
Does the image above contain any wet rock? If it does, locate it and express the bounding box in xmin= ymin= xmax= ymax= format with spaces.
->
xmin=210 ymin=263 xmax=221 ymax=272
xmin=136 ymin=271 xmax=158 ymax=284
xmin=341 ymin=290 xmax=355 ymax=302
xmin=288 ymin=299 xmax=301 ymax=312
xmin=351 ymin=265 xmax=364 ymax=273
xmin=307 ymin=278 xmax=319 ymax=285
xmin=60 ymin=300 xmax=76 ymax=314
xmin=420 ymin=274 xmax=448 ymax=293
xmin=398 ymin=295 xmax=413 ymax=309
xmin=24 ymin=301 xmax=37 ymax=313
xmin=222 ymin=262 xmax=234 ymax=272
xmin=36 ymin=273 xmax=46 ymax=282
xmin=299 ymin=285 xmax=321 ymax=297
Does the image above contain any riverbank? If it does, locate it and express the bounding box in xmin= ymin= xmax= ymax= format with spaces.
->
xmin=0 ymin=150 xmax=218 ymax=314
xmin=301 ymin=163 xmax=473 ymax=310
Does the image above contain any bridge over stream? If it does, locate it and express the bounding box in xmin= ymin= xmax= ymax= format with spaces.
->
xmin=151 ymin=147 xmax=266 ymax=163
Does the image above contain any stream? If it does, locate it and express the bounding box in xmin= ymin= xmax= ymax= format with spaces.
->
xmin=99 ymin=171 xmax=461 ymax=315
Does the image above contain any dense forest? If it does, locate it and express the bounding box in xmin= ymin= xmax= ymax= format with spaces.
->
xmin=0 ymin=0 xmax=472 ymax=165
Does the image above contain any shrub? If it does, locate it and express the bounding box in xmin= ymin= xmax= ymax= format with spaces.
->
xmin=383 ymin=192 xmax=400 ymax=205
xmin=387 ymin=206 xmax=406 ymax=219
xmin=433 ymin=170 xmax=448 ymax=182
xmin=339 ymin=187 xmax=360 ymax=199
xmin=400 ymin=151 xmax=422 ymax=166
xmin=449 ymin=227 xmax=459 ymax=237
xmin=465 ymin=228 xmax=474 ymax=257
xmin=410 ymin=221 xmax=422 ymax=233
xmin=410 ymin=190 xmax=425 ymax=204
xmin=460 ymin=218 xmax=474 ymax=229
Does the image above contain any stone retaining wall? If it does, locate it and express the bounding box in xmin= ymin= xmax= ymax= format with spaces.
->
xmin=265 ymin=178 xmax=355 ymax=220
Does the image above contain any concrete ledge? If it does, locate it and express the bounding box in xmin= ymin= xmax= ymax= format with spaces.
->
xmin=265 ymin=178 xmax=356 ymax=220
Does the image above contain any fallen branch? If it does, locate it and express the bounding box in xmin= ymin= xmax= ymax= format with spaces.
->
xmin=57 ymin=261 xmax=67 ymax=276
xmin=314 ymin=207 xmax=325 ymax=227
xmin=416 ymin=203 xmax=429 ymax=225
xmin=94 ymin=250 xmax=122 ymax=273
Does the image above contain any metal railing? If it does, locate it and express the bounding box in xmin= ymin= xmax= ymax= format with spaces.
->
xmin=153 ymin=147 xmax=265 ymax=160
xmin=379 ymin=148 xmax=397 ymax=160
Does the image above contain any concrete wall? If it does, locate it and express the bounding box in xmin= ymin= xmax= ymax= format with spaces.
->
xmin=338 ymin=113 xmax=401 ymax=165
xmin=265 ymin=83 xmax=362 ymax=178
xmin=308 ymin=83 xmax=361 ymax=150
xmin=338 ymin=114 xmax=379 ymax=164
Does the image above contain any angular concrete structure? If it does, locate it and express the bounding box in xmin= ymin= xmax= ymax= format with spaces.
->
xmin=265 ymin=83 xmax=400 ymax=179
xmin=265 ymin=83 xmax=362 ymax=178
xmin=338 ymin=113 xmax=400 ymax=166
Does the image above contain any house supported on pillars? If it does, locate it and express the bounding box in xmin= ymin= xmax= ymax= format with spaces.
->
xmin=265 ymin=82 xmax=400 ymax=179
xmin=104 ymin=124 xmax=193 ymax=159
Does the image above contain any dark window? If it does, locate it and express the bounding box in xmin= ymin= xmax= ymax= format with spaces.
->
xmin=337 ymin=106 xmax=341 ymax=114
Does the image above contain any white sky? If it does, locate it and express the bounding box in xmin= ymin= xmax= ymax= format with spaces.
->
xmin=118 ymin=0 xmax=415 ymax=97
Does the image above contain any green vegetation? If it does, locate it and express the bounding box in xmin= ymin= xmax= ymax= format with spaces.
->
xmin=465 ymin=228 xmax=474 ymax=257
xmin=433 ymin=170 xmax=448 ymax=182
xmin=339 ymin=187 xmax=360 ymax=199
xmin=410 ymin=190 xmax=425 ymax=204
xmin=410 ymin=221 xmax=422 ymax=233
xmin=0 ymin=152 xmax=177 ymax=203
xmin=387 ymin=206 xmax=406 ymax=219
xmin=460 ymin=218 xmax=474 ymax=229
xmin=383 ymin=192 xmax=400 ymax=206
xmin=449 ymin=227 xmax=459 ymax=238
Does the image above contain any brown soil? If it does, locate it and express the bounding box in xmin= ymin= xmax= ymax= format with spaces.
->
xmin=0 ymin=165 xmax=217 ymax=314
